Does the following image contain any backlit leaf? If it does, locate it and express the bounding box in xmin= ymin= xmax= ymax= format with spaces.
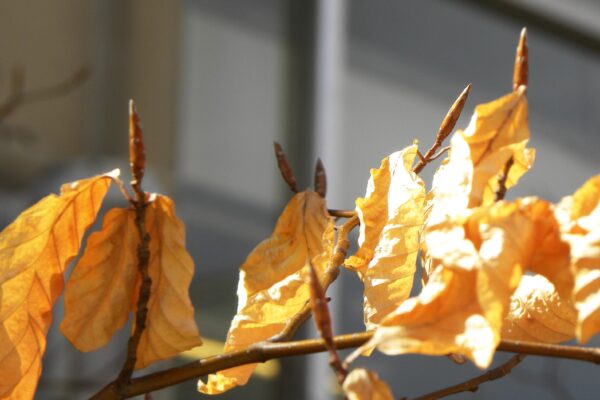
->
xmin=555 ymin=175 xmax=600 ymax=342
xmin=461 ymin=87 xmax=534 ymax=207
xmin=361 ymin=198 xmax=571 ymax=368
xmin=61 ymin=194 xmax=202 ymax=369
xmin=342 ymin=368 xmax=394 ymax=400
xmin=61 ymin=208 xmax=138 ymax=351
xmin=502 ymin=275 xmax=576 ymax=343
xmin=198 ymin=190 xmax=335 ymax=394
xmin=356 ymin=266 xmax=496 ymax=368
xmin=0 ymin=171 xmax=116 ymax=399
xmin=136 ymin=194 xmax=202 ymax=368
xmin=345 ymin=145 xmax=425 ymax=329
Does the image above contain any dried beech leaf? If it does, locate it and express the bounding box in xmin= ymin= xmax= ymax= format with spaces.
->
xmin=425 ymin=88 xmax=535 ymax=232
xmin=198 ymin=191 xmax=335 ymax=394
xmin=363 ymin=198 xmax=572 ymax=368
xmin=461 ymin=87 xmax=534 ymax=207
xmin=61 ymin=208 xmax=138 ymax=351
xmin=502 ymin=275 xmax=576 ymax=343
xmin=136 ymin=194 xmax=202 ymax=368
xmin=0 ymin=171 xmax=116 ymax=399
xmin=61 ymin=195 xmax=202 ymax=369
xmin=345 ymin=145 xmax=425 ymax=329
xmin=356 ymin=267 xmax=496 ymax=369
xmin=555 ymin=175 xmax=600 ymax=342
xmin=342 ymin=368 xmax=394 ymax=400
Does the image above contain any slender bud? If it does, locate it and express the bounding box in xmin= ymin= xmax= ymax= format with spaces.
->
xmin=513 ymin=28 xmax=528 ymax=91
xmin=129 ymin=100 xmax=146 ymax=193
xmin=273 ymin=142 xmax=299 ymax=193
xmin=314 ymin=158 xmax=327 ymax=198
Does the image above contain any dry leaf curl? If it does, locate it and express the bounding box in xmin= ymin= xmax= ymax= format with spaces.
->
xmin=342 ymin=368 xmax=394 ymax=400
xmin=198 ymin=190 xmax=335 ymax=394
xmin=346 ymin=144 xmax=425 ymax=329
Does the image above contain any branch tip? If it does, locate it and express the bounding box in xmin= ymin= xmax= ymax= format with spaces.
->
xmin=314 ymin=158 xmax=327 ymax=198
xmin=513 ymin=27 xmax=528 ymax=91
xmin=413 ymin=83 xmax=471 ymax=174
xmin=273 ymin=142 xmax=299 ymax=193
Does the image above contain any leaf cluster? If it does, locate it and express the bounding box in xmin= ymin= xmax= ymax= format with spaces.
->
xmin=1 ymin=28 xmax=599 ymax=400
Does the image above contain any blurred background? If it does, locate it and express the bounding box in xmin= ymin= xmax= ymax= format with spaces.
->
xmin=2 ymin=0 xmax=600 ymax=398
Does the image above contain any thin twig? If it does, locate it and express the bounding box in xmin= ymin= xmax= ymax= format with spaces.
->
xmin=411 ymin=354 xmax=526 ymax=400
xmin=112 ymin=102 xmax=152 ymax=397
xmin=328 ymin=209 xmax=356 ymax=218
xmin=428 ymin=146 xmax=450 ymax=162
xmin=314 ymin=158 xmax=327 ymax=198
xmin=0 ymin=65 xmax=90 ymax=118
xmin=413 ymin=84 xmax=471 ymax=174
xmin=91 ymin=334 xmax=600 ymax=399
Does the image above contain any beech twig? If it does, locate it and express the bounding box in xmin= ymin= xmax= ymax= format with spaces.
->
xmin=0 ymin=65 xmax=90 ymax=118
xmin=112 ymin=101 xmax=152 ymax=397
xmin=91 ymin=334 xmax=600 ymax=399
xmin=328 ymin=209 xmax=356 ymax=218
xmin=411 ymin=354 xmax=526 ymax=400
xmin=412 ymin=84 xmax=471 ymax=174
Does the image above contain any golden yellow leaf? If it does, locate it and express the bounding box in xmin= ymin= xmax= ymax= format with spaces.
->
xmin=555 ymin=175 xmax=600 ymax=343
xmin=461 ymin=87 xmax=535 ymax=207
xmin=136 ymin=194 xmax=202 ymax=369
xmin=61 ymin=194 xmax=202 ymax=369
xmin=61 ymin=208 xmax=138 ymax=351
xmin=360 ymin=197 xmax=573 ymax=368
xmin=198 ymin=190 xmax=335 ymax=394
xmin=0 ymin=171 xmax=117 ymax=399
xmin=342 ymin=368 xmax=394 ymax=400
xmin=345 ymin=145 xmax=425 ymax=329
xmin=356 ymin=266 xmax=496 ymax=368
xmin=422 ymin=90 xmax=534 ymax=278
xmin=502 ymin=275 xmax=576 ymax=343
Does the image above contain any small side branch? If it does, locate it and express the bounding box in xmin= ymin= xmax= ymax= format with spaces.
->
xmin=413 ymin=84 xmax=471 ymax=174
xmin=0 ymin=65 xmax=90 ymax=118
xmin=411 ymin=354 xmax=526 ymax=400
xmin=328 ymin=209 xmax=356 ymax=218
xmin=112 ymin=102 xmax=152 ymax=397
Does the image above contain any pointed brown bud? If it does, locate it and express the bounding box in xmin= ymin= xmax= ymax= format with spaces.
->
xmin=513 ymin=28 xmax=528 ymax=91
xmin=314 ymin=158 xmax=327 ymax=198
xmin=273 ymin=142 xmax=299 ymax=193
xmin=129 ymin=100 xmax=146 ymax=193
xmin=437 ymin=83 xmax=471 ymax=144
